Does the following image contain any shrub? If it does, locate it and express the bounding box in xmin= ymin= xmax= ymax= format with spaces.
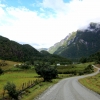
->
xmin=79 ymin=71 xmax=84 ymax=75
xmin=84 ymin=64 xmax=94 ymax=74
xmin=4 ymin=82 xmax=19 ymax=100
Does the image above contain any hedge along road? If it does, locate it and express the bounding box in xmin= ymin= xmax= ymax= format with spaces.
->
xmin=34 ymin=65 xmax=100 ymax=100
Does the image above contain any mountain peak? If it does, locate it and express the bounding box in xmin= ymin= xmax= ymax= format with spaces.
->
xmin=48 ymin=22 xmax=100 ymax=60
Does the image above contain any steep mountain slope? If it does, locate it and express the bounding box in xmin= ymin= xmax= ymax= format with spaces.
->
xmin=0 ymin=35 xmax=71 ymax=64
xmin=40 ymin=50 xmax=72 ymax=64
xmin=48 ymin=32 xmax=76 ymax=54
xmin=0 ymin=35 xmax=41 ymax=62
xmin=48 ymin=22 xmax=100 ymax=59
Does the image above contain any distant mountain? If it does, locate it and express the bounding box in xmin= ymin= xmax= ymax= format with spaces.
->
xmin=38 ymin=48 xmax=48 ymax=52
xmin=48 ymin=32 xmax=76 ymax=54
xmin=40 ymin=50 xmax=72 ymax=64
xmin=0 ymin=35 xmax=71 ymax=64
xmin=48 ymin=22 xmax=100 ymax=60
xmin=40 ymin=50 xmax=51 ymax=56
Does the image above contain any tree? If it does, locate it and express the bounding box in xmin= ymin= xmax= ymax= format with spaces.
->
xmin=79 ymin=57 xmax=87 ymax=63
xmin=0 ymin=68 xmax=3 ymax=75
xmin=34 ymin=62 xmax=58 ymax=82
xmin=4 ymin=82 xmax=19 ymax=100
xmin=84 ymin=64 xmax=94 ymax=74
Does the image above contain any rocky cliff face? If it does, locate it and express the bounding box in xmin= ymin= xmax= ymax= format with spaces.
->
xmin=48 ymin=22 xmax=100 ymax=59
xmin=48 ymin=33 xmax=75 ymax=54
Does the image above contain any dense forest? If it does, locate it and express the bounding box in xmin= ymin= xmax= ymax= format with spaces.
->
xmin=0 ymin=35 xmax=71 ymax=64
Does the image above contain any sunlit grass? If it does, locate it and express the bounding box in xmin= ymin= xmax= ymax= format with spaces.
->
xmin=0 ymin=60 xmax=20 ymax=70
xmin=79 ymin=71 xmax=100 ymax=94
xmin=0 ymin=70 xmax=39 ymax=98
xmin=0 ymin=60 xmax=95 ymax=100
xmin=21 ymin=74 xmax=70 ymax=100
xmin=57 ymin=62 xmax=93 ymax=73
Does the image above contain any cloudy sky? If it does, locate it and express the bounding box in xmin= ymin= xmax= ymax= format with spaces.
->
xmin=0 ymin=0 xmax=100 ymax=49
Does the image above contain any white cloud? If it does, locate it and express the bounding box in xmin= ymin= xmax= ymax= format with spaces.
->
xmin=41 ymin=0 xmax=68 ymax=13
xmin=0 ymin=0 xmax=100 ymax=49
xmin=41 ymin=0 xmax=100 ymax=25
xmin=0 ymin=3 xmax=5 ymax=17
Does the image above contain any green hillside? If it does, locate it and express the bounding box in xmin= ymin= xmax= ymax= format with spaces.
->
xmin=0 ymin=35 xmax=41 ymax=62
xmin=0 ymin=35 xmax=71 ymax=64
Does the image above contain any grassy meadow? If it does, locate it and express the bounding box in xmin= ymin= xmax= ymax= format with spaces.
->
xmin=0 ymin=60 xmax=94 ymax=100
xmin=79 ymin=64 xmax=100 ymax=94
xmin=0 ymin=60 xmax=20 ymax=70
xmin=57 ymin=62 xmax=93 ymax=74
xmin=0 ymin=60 xmax=41 ymax=99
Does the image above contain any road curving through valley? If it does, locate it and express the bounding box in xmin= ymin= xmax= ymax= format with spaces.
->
xmin=34 ymin=65 xmax=100 ymax=100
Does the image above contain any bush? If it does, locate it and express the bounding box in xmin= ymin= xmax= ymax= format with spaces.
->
xmin=79 ymin=71 xmax=84 ymax=75
xmin=4 ymin=82 xmax=19 ymax=100
xmin=84 ymin=64 xmax=94 ymax=74
xmin=0 ymin=60 xmax=8 ymax=67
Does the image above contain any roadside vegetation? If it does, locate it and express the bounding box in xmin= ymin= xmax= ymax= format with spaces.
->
xmin=57 ymin=62 xmax=94 ymax=75
xmin=79 ymin=64 xmax=100 ymax=95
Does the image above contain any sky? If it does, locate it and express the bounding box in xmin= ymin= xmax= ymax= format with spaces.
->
xmin=0 ymin=0 xmax=100 ymax=49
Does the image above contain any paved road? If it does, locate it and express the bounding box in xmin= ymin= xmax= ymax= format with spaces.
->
xmin=34 ymin=66 xmax=100 ymax=100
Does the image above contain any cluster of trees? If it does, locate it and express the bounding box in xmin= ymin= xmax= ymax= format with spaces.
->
xmin=84 ymin=64 xmax=94 ymax=74
xmin=0 ymin=35 xmax=41 ymax=62
xmin=78 ymin=64 xmax=94 ymax=75
xmin=0 ymin=36 xmax=71 ymax=65
xmin=34 ymin=62 xmax=58 ymax=82
xmin=0 ymin=60 xmax=5 ymax=75
xmin=79 ymin=51 xmax=100 ymax=64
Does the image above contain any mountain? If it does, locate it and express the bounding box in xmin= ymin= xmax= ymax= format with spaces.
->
xmin=38 ymin=48 xmax=48 ymax=52
xmin=48 ymin=22 xmax=100 ymax=60
xmin=40 ymin=50 xmax=72 ymax=64
xmin=40 ymin=50 xmax=51 ymax=56
xmin=0 ymin=35 xmax=41 ymax=62
xmin=0 ymin=35 xmax=71 ymax=64
xmin=48 ymin=32 xmax=76 ymax=54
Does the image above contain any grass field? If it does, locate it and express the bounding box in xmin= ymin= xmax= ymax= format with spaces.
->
xmin=0 ymin=60 xmax=20 ymax=70
xmin=0 ymin=60 xmax=94 ymax=100
xmin=0 ymin=60 xmax=40 ymax=99
xmin=0 ymin=70 xmax=42 ymax=98
xmin=57 ymin=62 xmax=93 ymax=74
xmin=79 ymin=64 xmax=100 ymax=94
xmin=21 ymin=74 xmax=70 ymax=100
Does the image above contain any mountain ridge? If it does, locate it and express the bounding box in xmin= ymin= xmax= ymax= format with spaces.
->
xmin=0 ymin=35 xmax=71 ymax=64
xmin=48 ymin=22 xmax=100 ymax=60
xmin=0 ymin=35 xmax=41 ymax=62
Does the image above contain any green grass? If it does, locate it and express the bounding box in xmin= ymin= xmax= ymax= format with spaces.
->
xmin=21 ymin=74 xmax=70 ymax=100
xmin=57 ymin=62 xmax=93 ymax=74
xmin=0 ymin=60 xmax=95 ymax=100
xmin=79 ymin=66 xmax=100 ymax=94
xmin=0 ymin=71 xmax=41 ymax=98
xmin=0 ymin=60 xmax=70 ymax=100
xmin=21 ymin=80 xmax=58 ymax=100
xmin=0 ymin=60 xmax=20 ymax=71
